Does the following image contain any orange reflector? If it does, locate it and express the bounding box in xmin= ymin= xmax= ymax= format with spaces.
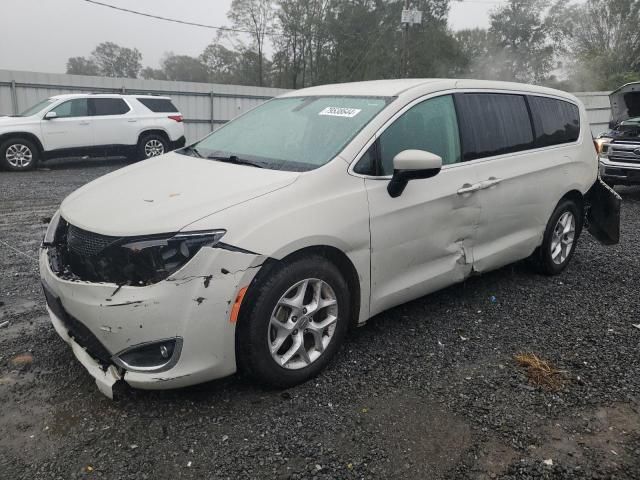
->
xmin=230 ymin=286 xmax=248 ymax=323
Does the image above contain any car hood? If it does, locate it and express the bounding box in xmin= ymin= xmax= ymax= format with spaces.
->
xmin=610 ymin=82 xmax=640 ymax=126
xmin=0 ymin=115 xmax=38 ymax=127
xmin=60 ymin=152 xmax=300 ymax=236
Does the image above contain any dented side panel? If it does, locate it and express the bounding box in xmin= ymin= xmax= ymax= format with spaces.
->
xmin=365 ymin=164 xmax=481 ymax=317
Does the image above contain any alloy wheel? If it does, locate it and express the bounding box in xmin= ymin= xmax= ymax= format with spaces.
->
xmin=144 ymin=139 xmax=165 ymax=158
xmin=268 ymin=278 xmax=339 ymax=370
xmin=551 ymin=211 xmax=576 ymax=265
xmin=6 ymin=144 xmax=33 ymax=168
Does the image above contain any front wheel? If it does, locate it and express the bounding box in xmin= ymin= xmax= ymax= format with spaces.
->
xmin=0 ymin=138 xmax=39 ymax=171
xmin=533 ymin=199 xmax=582 ymax=275
xmin=236 ymin=256 xmax=351 ymax=387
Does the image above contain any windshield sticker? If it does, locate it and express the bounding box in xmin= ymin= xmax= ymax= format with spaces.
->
xmin=319 ymin=107 xmax=362 ymax=118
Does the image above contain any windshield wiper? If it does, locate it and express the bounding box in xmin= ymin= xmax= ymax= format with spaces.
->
xmin=207 ymin=154 xmax=264 ymax=169
xmin=179 ymin=145 xmax=203 ymax=158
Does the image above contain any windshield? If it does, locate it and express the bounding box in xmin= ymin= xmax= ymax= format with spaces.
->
xmin=19 ymin=98 xmax=56 ymax=117
xmin=186 ymin=96 xmax=391 ymax=171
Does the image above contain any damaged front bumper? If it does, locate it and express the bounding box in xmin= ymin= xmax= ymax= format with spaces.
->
xmin=39 ymin=244 xmax=265 ymax=398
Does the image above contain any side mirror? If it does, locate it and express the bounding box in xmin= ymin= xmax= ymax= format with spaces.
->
xmin=387 ymin=149 xmax=442 ymax=198
xmin=44 ymin=111 xmax=58 ymax=120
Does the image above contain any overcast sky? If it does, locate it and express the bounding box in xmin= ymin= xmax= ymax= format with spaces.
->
xmin=0 ymin=0 xmax=507 ymax=74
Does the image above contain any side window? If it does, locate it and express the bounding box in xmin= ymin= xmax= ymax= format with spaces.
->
xmin=456 ymin=93 xmax=534 ymax=161
xmin=137 ymin=98 xmax=179 ymax=113
xmin=353 ymin=142 xmax=378 ymax=175
xmin=378 ymin=95 xmax=461 ymax=175
xmin=49 ymin=99 xmax=89 ymax=118
xmin=90 ymin=98 xmax=130 ymax=116
xmin=528 ymin=96 xmax=580 ymax=147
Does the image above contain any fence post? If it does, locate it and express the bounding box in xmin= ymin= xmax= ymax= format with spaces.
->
xmin=210 ymin=91 xmax=215 ymax=132
xmin=10 ymin=80 xmax=18 ymax=115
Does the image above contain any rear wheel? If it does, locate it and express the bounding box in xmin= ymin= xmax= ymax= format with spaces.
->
xmin=0 ymin=138 xmax=39 ymax=171
xmin=533 ymin=199 xmax=582 ymax=275
xmin=134 ymin=133 xmax=168 ymax=161
xmin=237 ymin=256 xmax=351 ymax=387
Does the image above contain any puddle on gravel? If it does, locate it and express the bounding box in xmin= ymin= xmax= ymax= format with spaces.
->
xmin=0 ymin=297 xmax=41 ymax=320
xmin=335 ymin=393 xmax=473 ymax=478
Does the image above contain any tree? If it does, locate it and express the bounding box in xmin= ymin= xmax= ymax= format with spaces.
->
xmin=228 ymin=0 xmax=276 ymax=86
xmin=92 ymin=42 xmax=143 ymax=78
xmin=65 ymin=42 xmax=143 ymax=78
xmin=200 ymin=39 xmax=242 ymax=83
xmin=140 ymin=67 xmax=168 ymax=81
xmin=161 ymin=54 xmax=210 ymax=82
xmin=560 ymin=0 xmax=640 ymax=90
xmin=487 ymin=0 xmax=556 ymax=83
xmin=66 ymin=57 xmax=100 ymax=76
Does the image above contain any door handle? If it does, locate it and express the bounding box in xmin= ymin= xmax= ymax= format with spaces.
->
xmin=457 ymin=183 xmax=482 ymax=195
xmin=79 ymin=121 xmax=90 ymax=126
xmin=127 ymin=119 xmax=137 ymax=123
xmin=479 ymin=177 xmax=502 ymax=189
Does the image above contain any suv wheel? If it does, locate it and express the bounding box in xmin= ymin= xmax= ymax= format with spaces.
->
xmin=136 ymin=134 xmax=168 ymax=160
xmin=533 ymin=199 xmax=582 ymax=275
xmin=0 ymin=139 xmax=38 ymax=171
xmin=237 ymin=256 xmax=351 ymax=387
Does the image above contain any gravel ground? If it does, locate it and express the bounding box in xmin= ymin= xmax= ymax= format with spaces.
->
xmin=1 ymin=158 xmax=639 ymax=480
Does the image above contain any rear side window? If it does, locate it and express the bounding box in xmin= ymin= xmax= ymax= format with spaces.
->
xmin=137 ymin=98 xmax=179 ymax=113
xmin=90 ymin=98 xmax=130 ymax=116
xmin=528 ymin=96 xmax=580 ymax=147
xmin=456 ymin=93 xmax=534 ymax=161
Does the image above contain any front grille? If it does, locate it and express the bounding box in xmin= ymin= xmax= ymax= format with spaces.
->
xmin=67 ymin=224 xmax=120 ymax=257
xmin=608 ymin=144 xmax=640 ymax=164
xmin=43 ymin=283 xmax=113 ymax=366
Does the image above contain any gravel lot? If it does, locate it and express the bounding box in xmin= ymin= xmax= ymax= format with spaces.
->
xmin=1 ymin=158 xmax=639 ymax=479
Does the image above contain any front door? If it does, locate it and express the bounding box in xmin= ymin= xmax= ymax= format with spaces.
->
xmin=40 ymin=98 xmax=93 ymax=151
xmin=361 ymin=94 xmax=482 ymax=317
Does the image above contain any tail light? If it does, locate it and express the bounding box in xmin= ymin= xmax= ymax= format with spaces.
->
xmin=168 ymin=115 xmax=183 ymax=122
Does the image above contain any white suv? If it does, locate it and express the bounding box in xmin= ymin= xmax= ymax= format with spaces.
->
xmin=0 ymin=94 xmax=186 ymax=171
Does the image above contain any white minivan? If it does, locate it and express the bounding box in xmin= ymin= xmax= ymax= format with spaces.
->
xmin=40 ymin=79 xmax=620 ymax=398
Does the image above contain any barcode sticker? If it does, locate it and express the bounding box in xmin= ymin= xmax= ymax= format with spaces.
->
xmin=319 ymin=107 xmax=362 ymax=118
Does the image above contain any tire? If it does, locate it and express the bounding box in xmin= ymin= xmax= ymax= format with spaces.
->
xmin=0 ymin=138 xmax=39 ymax=171
xmin=135 ymin=133 xmax=168 ymax=161
xmin=532 ymin=199 xmax=582 ymax=275
xmin=236 ymin=255 xmax=351 ymax=388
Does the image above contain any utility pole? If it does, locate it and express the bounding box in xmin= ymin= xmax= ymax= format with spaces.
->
xmin=400 ymin=2 xmax=422 ymax=78
xmin=401 ymin=0 xmax=410 ymax=78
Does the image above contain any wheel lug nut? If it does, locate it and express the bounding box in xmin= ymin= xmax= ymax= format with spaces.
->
xmin=292 ymin=316 xmax=297 ymax=321
xmin=293 ymin=329 xmax=298 ymax=335
xmin=303 ymin=308 xmax=307 ymax=314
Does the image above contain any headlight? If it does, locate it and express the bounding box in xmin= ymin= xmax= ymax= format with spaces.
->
xmin=594 ymin=137 xmax=612 ymax=155
xmin=42 ymin=210 xmax=61 ymax=246
xmin=65 ymin=229 xmax=226 ymax=285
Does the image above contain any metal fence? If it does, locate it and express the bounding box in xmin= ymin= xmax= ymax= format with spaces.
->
xmin=0 ymin=69 xmax=290 ymax=143
xmin=0 ymin=69 xmax=613 ymax=142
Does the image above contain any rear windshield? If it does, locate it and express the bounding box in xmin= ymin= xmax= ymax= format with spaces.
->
xmin=137 ymin=98 xmax=179 ymax=113
xmin=187 ymin=96 xmax=391 ymax=171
